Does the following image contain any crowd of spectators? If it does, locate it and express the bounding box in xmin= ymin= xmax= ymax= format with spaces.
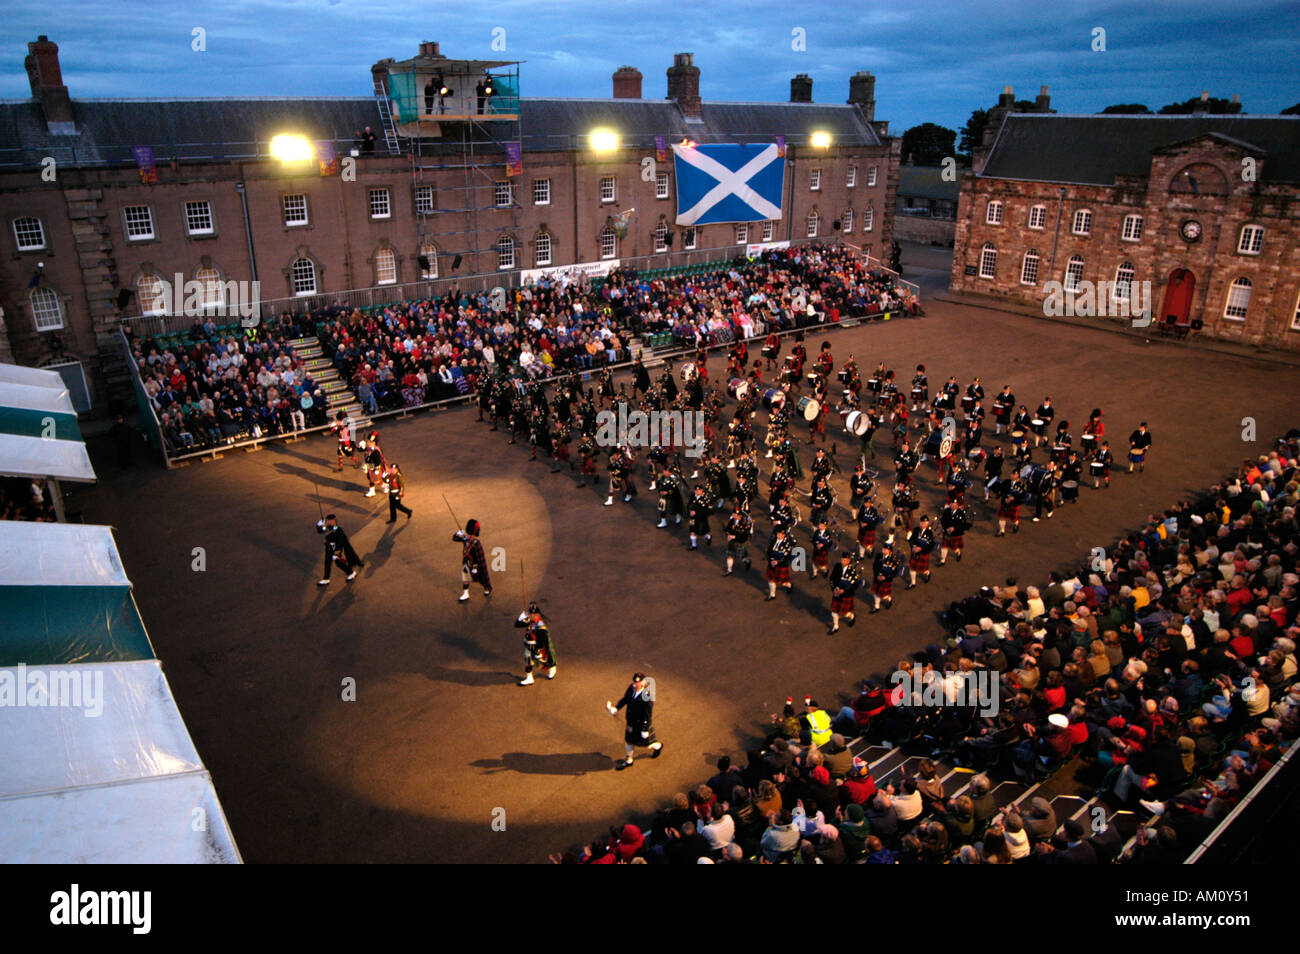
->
xmin=554 ymin=432 xmax=1300 ymax=863
xmin=0 ymin=476 xmax=56 ymax=522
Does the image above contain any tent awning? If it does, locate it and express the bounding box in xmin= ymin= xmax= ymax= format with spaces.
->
xmin=0 ymin=522 xmax=130 ymax=587
xmin=0 ymin=431 xmax=95 ymax=482
xmin=0 ymin=364 xmax=68 ymax=390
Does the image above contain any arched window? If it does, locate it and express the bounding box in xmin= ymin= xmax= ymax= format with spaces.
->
xmin=654 ymin=221 xmax=669 ymax=252
xmin=137 ymin=273 xmax=168 ymax=316
xmin=195 ymin=265 xmax=224 ymax=308
xmin=29 ymin=286 xmax=63 ymax=330
xmin=842 ymin=208 xmax=854 ymax=233
xmin=1114 ymin=262 xmax=1135 ymax=301
xmin=375 ymin=247 xmax=396 ymax=285
xmin=1020 ymin=250 xmax=1040 ymax=286
xmin=806 ymin=210 xmax=820 ymax=237
xmin=598 ymin=227 xmax=617 ymax=260
xmin=291 ymin=258 xmax=317 ymax=296
xmin=985 ymin=200 xmax=1003 ymax=225
xmin=862 ymin=206 xmax=874 ymax=232
xmin=1064 ymin=255 xmax=1085 ymax=292
xmin=979 ymin=243 xmax=997 ymax=279
xmin=497 ymin=235 xmax=516 ymax=269
xmin=1224 ymin=277 xmax=1252 ymax=320
xmin=419 ymin=242 xmax=438 ymax=279
xmin=533 ymin=232 xmax=552 ymax=267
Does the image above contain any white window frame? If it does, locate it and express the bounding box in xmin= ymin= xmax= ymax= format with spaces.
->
xmin=1238 ymin=225 xmax=1264 ymax=255
xmin=842 ymin=208 xmax=853 ymax=233
xmin=986 ymin=200 xmax=1003 ymax=225
xmin=375 ymin=247 xmax=397 ymax=285
xmin=1114 ymin=262 xmax=1135 ymax=301
xmin=533 ymin=178 xmax=551 ymax=206
xmin=806 ymin=211 xmax=819 ymax=237
xmin=494 ymin=181 xmax=513 ymax=208
xmin=137 ymin=273 xmax=168 ymax=316
xmin=600 ymin=176 xmax=617 ymax=203
xmin=123 ymin=206 xmax=155 ymax=241
xmin=1064 ymin=255 xmax=1085 ymax=292
xmin=1121 ymin=214 xmax=1143 ymax=242
xmin=283 ymin=193 xmax=308 ymax=227
xmin=655 ymin=172 xmax=670 ymax=199
xmin=1028 ymin=205 xmax=1046 ymax=230
xmin=979 ymin=243 xmax=997 ymax=279
xmin=863 ymin=207 xmax=874 ymax=232
xmin=184 ymin=201 xmax=214 ymax=236
xmin=654 ymin=223 xmax=670 ymax=253
xmin=414 ymin=186 xmax=435 ymax=215
xmin=598 ymin=227 xmax=617 ymax=260
xmin=420 ymin=243 xmax=439 ymax=279
xmin=534 ymin=233 xmax=552 ymax=267
xmin=735 ymin=224 xmax=748 ymax=245
xmin=761 ymin=221 xmax=774 ymax=242
xmin=682 ymin=227 xmax=697 ymax=250
xmin=1071 ymin=209 xmax=1092 ymax=236
xmin=14 ymin=216 xmax=48 ymax=251
xmin=1020 ymin=251 xmax=1040 ymax=286
xmin=29 ymin=287 xmax=63 ymax=331
xmin=809 ymin=169 xmax=821 ymax=191
xmin=497 ymin=236 xmax=516 ymax=270
xmin=847 ymin=165 xmax=857 ymax=188
xmin=867 ymin=165 xmax=878 ymax=187
xmin=291 ymin=258 xmax=317 ymax=296
xmin=368 ymin=189 xmax=391 ymax=220
xmin=1224 ymin=277 xmax=1251 ymax=320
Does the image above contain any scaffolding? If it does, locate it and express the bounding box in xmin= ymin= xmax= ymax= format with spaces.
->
xmin=375 ymin=47 xmax=522 ymax=280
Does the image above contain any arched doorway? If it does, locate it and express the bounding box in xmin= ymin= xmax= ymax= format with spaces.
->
xmin=1161 ymin=268 xmax=1196 ymax=329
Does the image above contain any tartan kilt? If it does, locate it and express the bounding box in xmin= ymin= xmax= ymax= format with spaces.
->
xmin=858 ymin=528 xmax=876 ymax=549
xmin=812 ymin=550 xmax=830 ymax=569
xmin=909 ymin=551 xmax=931 ymax=573
xmin=873 ymin=576 xmax=893 ymax=598
xmin=998 ymin=501 xmax=1020 ymax=520
xmin=767 ymin=564 xmax=792 ymax=584
xmin=831 ymin=594 xmax=856 ymax=615
xmin=554 ymin=444 xmax=570 ymax=460
xmin=946 ymin=488 xmax=965 ymax=504
xmin=942 ymin=533 xmax=964 ymax=550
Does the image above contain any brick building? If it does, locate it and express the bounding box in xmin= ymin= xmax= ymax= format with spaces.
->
xmin=0 ymin=37 xmax=899 ymax=415
xmin=950 ymin=87 xmax=1300 ymax=349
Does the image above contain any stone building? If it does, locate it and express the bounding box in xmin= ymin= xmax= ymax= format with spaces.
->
xmin=951 ymin=87 xmax=1300 ymax=349
xmin=0 ymin=37 xmax=898 ymax=415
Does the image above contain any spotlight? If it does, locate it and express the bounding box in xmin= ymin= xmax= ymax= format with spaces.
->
xmin=270 ymin=134 xmax=313 ymax=162
xmin=589 ymin=128 xmax=620 ymax=153
xmin=810 ymin=131 xmax=832 ymax=149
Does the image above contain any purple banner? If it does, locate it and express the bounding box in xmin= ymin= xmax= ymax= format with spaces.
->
xmin=774 ymin=135 xmax=786 ymax=158
xmin=317 ymin=140 xmax=338 ymax=177
xmin=132 ymin=145 xmax=157 ymax=184
xmin=655 ymin=135 xmax=668 ymax=163
xmin=505 ymin=141 xmax=523 ymax=177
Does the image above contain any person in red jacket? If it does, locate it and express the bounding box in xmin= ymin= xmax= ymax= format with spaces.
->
xmin=840 ymin=758 xmax=878 ymax=806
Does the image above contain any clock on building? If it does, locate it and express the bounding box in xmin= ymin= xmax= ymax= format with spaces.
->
xmin=1180 ymin=219 xmax=1202 ymax=243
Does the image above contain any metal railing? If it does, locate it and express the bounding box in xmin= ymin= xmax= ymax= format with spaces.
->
xmin=118 ymin=329 xmax=166 ymax=458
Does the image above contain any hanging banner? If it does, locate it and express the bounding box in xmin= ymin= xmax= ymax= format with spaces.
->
xmin=505 ymin=141 xmax=523 ymax=177
xmin=317 ymin=140 xmax=339 ymax=177
xmin=654 ymin=135 xmax=668 ymax=163
xmin=673 ymin=143 xmax=784 ymax=225
xmin=131 ymin=146 xmax=158 ymax=185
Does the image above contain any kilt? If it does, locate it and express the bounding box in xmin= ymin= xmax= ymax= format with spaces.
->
xmin=831 ymin=594 xmax=856 ymax=615
xmin=998 ymin=501 xmax=1020 ymax=520
xmin=873 ymin=577 xmax=893 ymax=598
xmin=625 ymin=724 xmax=657 ymax=747
xmin=767 ymin=564 xmax=792 ymax=584
xmin=942 ymin=533 xmax=964 ymax=550
xmin=554 ymin=444 xmax=570 ymax=460
xmin=1129 ymin=450 xmax=1146 ymax=463
xmin=580 ymin=456 xmax=598 ymax=474
xmin=910 ymin=551 xmax=931 ymax=573
xmin=858 ymin=528 xmax=877 ymax=548
xmin=813 ymin=550 xmax=830 ymax=570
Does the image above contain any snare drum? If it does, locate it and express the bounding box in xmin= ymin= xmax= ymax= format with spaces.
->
xmin=1089 ymin=460 xmax=1107 ymax=476
xmin=1080 ymin=433 xmax=1097 ymax=450
xmin=1061 ymin=480 xmax=1079 ymax=501
xmin=838 ymin=370 xmax=851 ymax=385
xmin=806 ymin=372 xmax=821 ymax=385
xmin=844 ymin=410 xmax=869 ymax=437
xmin=961 ymin=395 xmax=975 ymax=413
xmin=1030 ymin=418 xmax=1047 ymax=436
xmin=867 ymin=377 xmax=881 ymax=393
xmin=911 ymin=386 xmax=925 ymax=400
xmin=796 ymin=396 xmax=821 ymax=421
xmin=761 ymin=388 xmax=786 ymax=411
xmin=761 ymin=345 xmax=776 ymax=359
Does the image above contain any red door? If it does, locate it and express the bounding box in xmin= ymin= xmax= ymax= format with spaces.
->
xmin=1161 ymin=269 xmax=1195 ymax=327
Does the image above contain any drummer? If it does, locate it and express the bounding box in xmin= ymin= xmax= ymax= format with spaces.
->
xmin=1061 ymin=451 xmax=1084 ymax=503
xmin=963 ymin=377 xmax=985 ymax=419
xmin=992 ymin=385 xmax=1016 ymax=436
xmin=1128 ymin=421 xmax=1153 ymax=473
xmin=982 ymin=445 xmax=1006 ymax=501
xmin=1081 ymin=407 xmax=1104 ymax=453
xmin=1032 ymin=396 xmax=1056 ymax=448
xmin=910 ymin=364 xmax=929 ymax=412
xmin=815 ymin=341 xmax=834 ymax=377
xmin=1090 ymin=439 xmax=1114 ymax=489
xmin=807 ymin=396 xmax=828 ymax=446
xmin=1050 ymin=420 xmax=1072 ymax=464
xmin=762 ymin=331 xmax=782 ymax=371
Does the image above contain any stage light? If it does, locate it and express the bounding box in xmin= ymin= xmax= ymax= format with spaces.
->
xmin=589 ymin=128 xmax=620 ymax=153
xmin=483 ymin=76 xmax=494 ymax=96
xmin=810 ymin=131 xmax=832 ymax=149
xmin=270 ymin=134 xmax=313 ymax=162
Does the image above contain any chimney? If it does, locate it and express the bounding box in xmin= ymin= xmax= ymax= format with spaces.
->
xmin=998 ymin=85 xmax=1015 ymax=108
xmin=25 ymin=36 xmax=73 ymax=131
xmin=1193 ymin=90 xmax=1209 ymax=116
xmin=667 ymin=52 xmax=702 ymax=118
xmin=848 ymin=71 xmax=876 ymax=122
xmin=372 ymin=58 xmax=394 ymax=95
xmin=613 ymin=66 xmax=642 ymax=99
xmin=790 ymin=74 xmax=813 ymax=103
xmin=417 ymin=41 xmax=441 ymax=58
xmin=1035 ymin=85 xmax=1051 ymax=111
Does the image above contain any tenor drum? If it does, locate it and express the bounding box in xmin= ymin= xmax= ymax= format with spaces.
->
xmin=911 ymin=386 xmax=925 ymax=400
xmin=844 ymin=410 xmax=870 ymax=437
xmin=1030 ymin=418 xmax=1047 ymax=436
xmin=838 ymin=369 xmax=851 ymax=385
xmin=1089 ymin=460 xmax=1107 ymax=476
xmin=761 ymin=388 xmax=786 ymax=411
xmin=961 ymin=395 xmax=975 ymax=414
xmin=925 ymin=430 xmax=954 ymax=459
xmin=867 ymin=377 xmax=882 ymax=393
xmin=806 ymin=372 xmax=821 ymax=385
xmin=1061 ymin=480 xmax=1080 ymax=501
xmin=761 ymin=345 xmax=777 ymax=359
xmin=1080 ymin=433 xmax=1097 ymax=451
xmin=1010 ymin=428 xmax=1026 ymax=447
xmin=796 ymin=396 xmax=821 ymax=421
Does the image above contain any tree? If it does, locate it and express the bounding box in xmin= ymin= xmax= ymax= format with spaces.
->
xmin=1100 ymin=103 xmax=1152 ymax=114
xmin=1281 ymin=102 xmax=1300 ymax=115
xmin=959 ymin=108 xmax=990 ymax=158
xmin=1159 ymin=95 xmax=1243 ymax=114
xmin=901 ymin=123 xmax=957 ymax=165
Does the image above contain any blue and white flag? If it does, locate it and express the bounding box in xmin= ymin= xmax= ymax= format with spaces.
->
xmin=672 ymin=143 xmax=784 ymax=226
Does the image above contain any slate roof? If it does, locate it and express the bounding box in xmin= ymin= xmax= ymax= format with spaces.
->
xmin=897 ymin=164 xmax=960 ymax=201
xmin=980 ymin=114 xmax=1300 ymax=186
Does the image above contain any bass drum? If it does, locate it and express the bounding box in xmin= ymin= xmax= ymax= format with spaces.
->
xmin=681 ymin=362 xmax=698 ymax=383
xmin=727 ymin=377 xmax=749 ymax=400
xmin=796 ymin=395 xmax=821 ymax=422
xmin=844 ymin=410 xmax=870 ymax=437
xmin=925 ymin=430 xmax=954 ymax=459
xmin=761 ymin=388 xmax=786 ymax=412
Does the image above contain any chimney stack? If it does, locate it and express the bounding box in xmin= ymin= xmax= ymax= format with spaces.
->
xmin=25 ymin=36 xmax=73 ymax=131
xmin=998 ymin=85 xmax=1015 ymax=107
xmin=667 ymin=52 xmax=702 ymax=118
xmin=1035 ymin=85 xmax=1051 ymax=111
xmin=790 ymin=74 xmax=813 ymax=103
xmin=417 ymin=41 xmax=442 ymax=58
xmin=613 ymin=66 xmax=642 ymax=99
xmin=848 ymin=71 xmax=875 ymax=121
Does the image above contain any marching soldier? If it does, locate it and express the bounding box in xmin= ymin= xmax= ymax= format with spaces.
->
xmin=871 ymin=540 xmax=901 ymax=612
xmin=604 ymin=445 xmax=637 ymax=507
xmin=983 ymin=445 xmax=1006 ymax=501
xmin=316 ymin=513 xmax=363 ymax=586
xmin=995 ymin=475 xmax=1025 ymax=537
xmin=991 ymin=384 xmax=1015 ymax=436
xmin=1128 ymin=421 xmax=1153 ymax=472
xmin=939 ymin=499 xmax=971 ymax=565
xmin=769 ymin=492 xmax=798 ymax=538
xmin=656 ymin=465 xmax=687 ymax=528
xmin=578 ymin=433 xmax=600 ymax=484
xmin=894 ymin=439 xmax=919 ymax=484
xmin=857 ymin=495 xmax=883 ymax=558
xmin=810 ymin=519 xmax=833 ymax=580
xmin=910 ymin=364 xmax=929 ymax=412
xmin=848 ymin=460 xmax=874 ymax=519
xmin=808 ymin=476 xmax=835 ymax=528
xmin=383 ymin=462 xmax=413 ymax=522
xmin=723 ymin=504 xmax=753 ymax=576
xmin=1091 ymin=439 xmax=1114 ymax=489
xmin=828 ymin=551 xmax=861 ymax=634
xmin=906 ymin=515 xmax=936 ymax=588
xmin=765 ymin=527 xmax=796 ymax=600
xmin=361 ymin=434 xmax=386 ymax=497
xmin=330 ymin=411 xmax=359 ymax=470
xmin=892 ymin=475 xmax=919 ymax=531
xmin=452 ymin=518 xmax=492 ymax=601
xmin=515 ymin=602 xmax=556 ymax=685
xmin=607 ymin=673 xmax=662 ymax=769
xmin=687 ymin=485 xmax=713 ymax=550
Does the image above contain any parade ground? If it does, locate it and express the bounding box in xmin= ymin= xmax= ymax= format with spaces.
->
xmin=77 ymin=270 xmax=1300 ymax=863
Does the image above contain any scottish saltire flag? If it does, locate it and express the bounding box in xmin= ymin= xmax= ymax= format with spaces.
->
xmin=673 ymin=143 xmax=784 ymax=225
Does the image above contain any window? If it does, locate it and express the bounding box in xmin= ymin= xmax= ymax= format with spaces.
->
xmin=375 ymin=247 xmax=396 ymax=285
xmin=13 ymin=216 xmax=46 ymax=251
xmin=1114 ymin=262 xmax=1135 ymax=301
xmin=1028 ymin=205 xmax=1046 ymax=230
xmin=195 ymin=266 xmax=224 ymax=308
xmin=283 ymin=194 xmax=308 ymax=227
xmin=1122 ymin=214 xmax=1143 ymax=242
xmin=420 ymin=242 xmax=438 ymax=279
xmin=137 ymin=273 xmax=168 ymax=316
xmin=656 ymin=172 xmax=670 ymax=199
xmin=497 ymin=235 xmax=516 ymax=270
xmin=986 ymin=201 xmax=1003 ymax=225
xmin=600 ymin=176 xmax=616 ymax=203
xmin=809 ymin=169 xmax=821 ymax=191
xmin=1238 ymin=225 xmax=1264 ymax=255
xmin=368 ymin=189 xmax=390 ymax=219
xmin=735 ymin=224 xmax=748 ymax=245
xmin=414 ymin=186 xmax=435 ymax=215
xmin=1071 ymin=209 xmax=1092 ymax=236
xmin=847 ymin=165 xmax=857 ymax=188
xmin=291 ymin=258 xmax=317 ymax=296
xmin=1224 ymin=277 xmax=1251 ymax=320
xmin=29 ymin=287 xmax=63 ymax=331
xmin=1064 ymin=255 xmax=1085 ymax=292
xmin=184 ymin=201 xmax=213 ymax=235
xmin=842 ymin=208 xmax=853 ymax=233
xmin=598 ymin=226 xmax=617 ymax=260
xmin=863 ymin=207 xmax=874 ymax=232
xmin=494 ymin=181 xmax=512 ymax=208
xmin=806 ymin=211 xmax=819 ymax=237
xmin=867 ymin=166 xmax=878 ymax=187
xmin=123 ymin=206 xmax=155 ymax=240
xmin=533 ymin=178 xmax=551 ymax=205
xmin=762 ymin=221 xmax=774 ymax=242
xmin=654 ymin=222 xmax=670 ymax=252
xmin=979 ymin=243 xmax=997 ymax=279
xmin=533 ymin=233 xmax=552 ymax=267
xmin=682 ymin=227 xmax=697 ymax=250
xmin=1020 ymin=251 xmax=1040 ymax=286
